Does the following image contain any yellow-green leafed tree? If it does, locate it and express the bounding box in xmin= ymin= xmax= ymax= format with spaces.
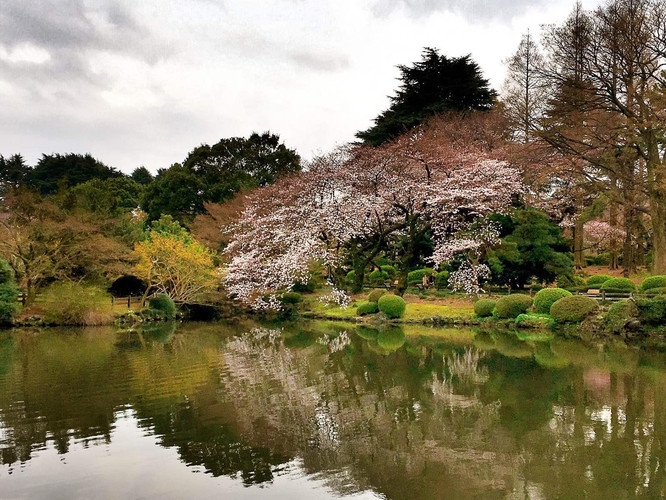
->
xmin=134 ymin=215 xmax=218 ymax=304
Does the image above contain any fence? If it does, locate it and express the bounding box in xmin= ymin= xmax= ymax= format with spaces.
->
xmin=111 ymin=296 xmax=146 ymax=309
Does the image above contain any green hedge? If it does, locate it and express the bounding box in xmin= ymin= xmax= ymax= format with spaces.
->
xmin=644 ymin=286 xmax=666 ymax=296
xmin=356 ymin=301 xmax=379 ymax=316
xmin=346 ymin=270 xmax=356 ymax=283
xmin=368 ymin=288 xmax=386 ymax=303
xmin=149 ymin=293 xmax=177 ymax=319
xmin=640 ymin=275 xmax=666 ymax=292
xmin=435 ymin=271 xmax=449 ymax=290
xmin=550 ymin=295 xmax=598 ymax=323
xmin=378 ymin=294 xmax=406 ymax=318
xmin=474 ymin=299 xmax=496 ymax=317
xmin=533 ymin=288 xmax=572 ymax=314
xmin=600 ymin=277 xmax=636 ymax=292
xmin=494 ymin=294 xmax=533 ymax=319
xmin=587 ymin=274 xmax=612 ymax=288
xmin=557 ymin=275 xmax=587 ymax=290
xmin=407 ymin=268 xmax=436 ymax=284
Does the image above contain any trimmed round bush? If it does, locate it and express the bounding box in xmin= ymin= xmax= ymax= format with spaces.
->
xmin=604 ymin=300 xmax=638 ymax=332
xmin=600 ymin=277 xmax=636 ymax=292
xmin=367 ymin=288 xmax=386 ymax=303
xmin=635 ymin=296 xmax=666 ymax=325
xmin=346 ymin=270 xmax=356 ymax=283
xmin=407 ymin=268 xmax=436 ymax=284
xmin=378 ymin=294 xmax=407 ymax=318
xmin=550 ymin=295 xmax=599 ymax=323
xmin=381 ymin=265 xmax=397 ymax=277
xmin=435 ymin=271 xmax=449 ymax=290
xmin=644 ymin=286 xmax=666 ymax=296
xmin=474 ymin=298 xmax=496 ymax=317
xmin=292 ymin=279 xmax=316 ymax=293
xmin=587 ymin=274 xmax=612 ymax=288
xmin=369 ymin=269 xmax=389 ymax=284
xmin=494 ymin=294 xmax=533 ymax=319
xmin=557 ymin=274 xmax=587 ymax=290
xmin=640 ymin=275 xmax=666 ymax=292
xmin=533 ymin=288 xmax=572 ymax=314
xmin=356 ymin=301 xmax=379 ymax=316
xmin=149 ymin=293 xmax=177 ymax=319
xmin=280 ymin=291 xmax=303 ymax=304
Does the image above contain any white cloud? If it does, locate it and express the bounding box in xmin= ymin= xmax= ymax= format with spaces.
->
xmin=0 ymin=0 xmax=603 ymax=173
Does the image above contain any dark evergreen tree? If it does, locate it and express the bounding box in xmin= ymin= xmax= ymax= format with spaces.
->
xmin=131 ymin=166 xmax=154 ymax=185
xmin=357 ymin=48 xmax=496 ymax=146
xmin=26 ymin=153 xmax=122 ymax=195
xmin=0 ymin=154 xmax=29 ymax=198
xmin=484 ymin=208 xmax=573 ymax=289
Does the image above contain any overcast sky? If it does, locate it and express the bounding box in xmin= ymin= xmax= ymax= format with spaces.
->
xmin=0 ymin=0 xmax=602 ymax=173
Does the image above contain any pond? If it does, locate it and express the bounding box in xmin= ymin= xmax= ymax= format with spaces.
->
xmin=0 ymin=320 xmax=665 ymax=499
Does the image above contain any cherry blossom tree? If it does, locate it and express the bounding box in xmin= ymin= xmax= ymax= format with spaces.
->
xmin=223 ymin=117 xmax=522 ymax=309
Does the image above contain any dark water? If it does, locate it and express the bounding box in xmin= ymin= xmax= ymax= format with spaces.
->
xmin=0 ymin=321 xmax=665 ymax=499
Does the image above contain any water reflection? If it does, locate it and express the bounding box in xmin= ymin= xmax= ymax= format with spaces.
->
xmin=0 ymin=321 xmax=665 ymax=498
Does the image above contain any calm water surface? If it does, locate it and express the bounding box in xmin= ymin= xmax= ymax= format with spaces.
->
xmin=0 ymin=320 xmax=665 ymax=499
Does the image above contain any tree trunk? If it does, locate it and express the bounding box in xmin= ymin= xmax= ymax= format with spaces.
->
xmin=650 ymin=194 xmax=666 ymax=274
xmin=573 ymin=217 xmax=585 ymax=269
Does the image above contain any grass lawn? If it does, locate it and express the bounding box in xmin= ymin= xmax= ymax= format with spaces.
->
xmin=302 ymin=296 xmax=359 ymax=319
xmin=402 ymin=302 xmax=475 ymax=321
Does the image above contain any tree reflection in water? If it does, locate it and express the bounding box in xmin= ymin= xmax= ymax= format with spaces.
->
xmin=0 ymin=321 xmax=665 ymax=498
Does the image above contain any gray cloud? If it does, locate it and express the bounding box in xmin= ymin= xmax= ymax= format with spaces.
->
xmin=371 ymin=0 xmax=552 ymax=21
xmin=289 ymin=51 xmax=350 ymax=72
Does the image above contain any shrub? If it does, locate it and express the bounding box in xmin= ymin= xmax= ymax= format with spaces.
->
xmin=407 ymin=268 xmax=436 ymax=284
xmin=356 ymin=301 xmax=379 ymax=316
xmin=644 ymin=286 xmax=666 ymax=296
xmin=494 ymin=294 xmax=533 ymax=319
xmin=369 ymin=269 xmax=389 ymax=284
xmin=149 ymin=293 xmax=177 ymax=319
xmin=346 ymin=270 xmax=356 ymax=283
xmin=381 ymin=265 xmax=397 ymax=277
xmin=604 ymin=300 xmax=639 ymax=332
xmin=635 ymin=296 xmax=666 ymax=325
xmin=368 ymin=289 xmax=386 ymax=303
xmin=533 ymin=288 xmax=572 ymax=314
xmin=292 ymin=279 xmax=316 ymax=293
xmin=640 ymin=275 xmax=666 ymax=292
xmin=557 ymin=274 xmax=587 ymax=290
xmin=280 ymin=291 xmax=303 ymax=304
xmin=587 ymin=274 xmax=612 ymax=288
xmin=550 ymin=295 xmax=598 ymax=323
xmin=41 ymin=283 xmax=115 ymax=326
xmin=0 ymin=259 xmax=15 ymax=285
xmin=0 ymin=283 xmax=19 ymax=323
xmin=435 ymin=271 xmax=449 ymax=290
xmin=600 ymin=277 xmax=636 ymax=292
xmin=474 ymin=298 xmax=496 ymax=317
xmin=515 ymin=313 xmax=556 ymax=328
xmin=378 ymin=294 xmax=407 ymax=318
